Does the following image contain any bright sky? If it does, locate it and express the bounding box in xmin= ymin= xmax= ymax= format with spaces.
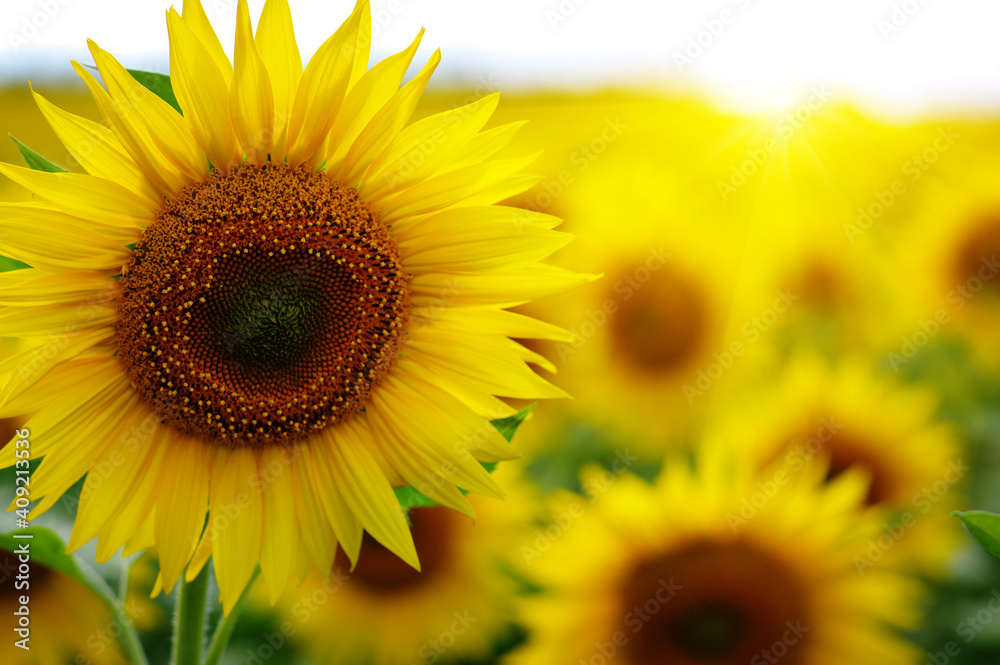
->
xmin=2 ymin=0 xmax=1000 ymax=118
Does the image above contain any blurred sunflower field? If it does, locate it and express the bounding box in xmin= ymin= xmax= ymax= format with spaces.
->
xmin=3 ymin=1 xmax=1000 ymax=664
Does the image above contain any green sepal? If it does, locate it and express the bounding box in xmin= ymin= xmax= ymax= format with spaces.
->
xmin=953 ymin=510 xmax=1000 ymax=560
xmin=10 ymin=134 xmax=66 ymax=173
xmin=0 ymin=256 xmax=30 ymax=272
xmin=125 ymin=69 xmax=182 ymax=115
xmin=393 ymin=405 xmax=536 ymax=513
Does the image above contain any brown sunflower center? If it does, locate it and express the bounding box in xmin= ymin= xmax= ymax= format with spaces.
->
xmin=620 ymin=541 xmax=809 ymax=665
xmin=117 ymin=163 xmax=409 ymax=447
xmin=772 ymin=424 xmax=893 ymax=506
xmin=952 ymin=215 xmax=1000 ymax=296
xmin=335 ymin=506 xmax=454 ymax=594
xmin=608 ymin=264 xmax=708 ymax=375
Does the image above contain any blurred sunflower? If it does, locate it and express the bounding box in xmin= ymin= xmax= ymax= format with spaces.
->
xmin=508 ymin=449 xmax=924 ymax=665
xmin=276 ymin=466 xmax=535 ymax=665
xmin=0 ymin=547 xmax=127 ymax=665
xmin=707 ymin=353 xmax=963 ymax=575
xmin=0 ymin=0 xmax=583 ymax=610
xmin=515 ymin=151 xmax=747 ymax=451
xmin=889 ymin=161 xmax=1000 ymax=365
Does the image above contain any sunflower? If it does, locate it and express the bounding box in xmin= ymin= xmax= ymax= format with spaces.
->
xmin=510 ymin=135 xmax=749 ymax=451
xmin=0 ymin=545 xmax=127 ymax=665
xmin=0 ymin=0 xmax=584 ymax=611
xmin=706 ymin=353 xmax=963 ymax=575
xmin=273 ymin=465 xmax=535 ymax=665
xmin=887 ymin=156 xmax=1000 ymax=365
xmin=507 ymin=449 xmax=924 ymax=665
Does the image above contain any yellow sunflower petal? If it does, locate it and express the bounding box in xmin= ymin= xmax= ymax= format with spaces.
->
xmin=0 ymin=204 xmax=131 ymax=271
xmin=30 ymin=86 xmax=160 ymax=205
xmin=286 ymin=0 xmax=367 ymax=166
xmin=0 ymin=162 xmax=152 ymax=227
xmin=83 ymin=43 xmax=207 ymax=186
xmin=324 ymin=420 xmax=418 ymax=568
xmin=231 ymin=0 xmax=275 ymax=164
xmin=303 ymin=439 xmax=363 ymax=564
xmin=0 ymin=303 xmax=116 ymax=338
xmin=338 ymin=49 xmax=441 ymax=184
xmin=156 ymin=436 xmax=211 ymax=593
xmin=167 ymin=8 xmax=242 ymax=171
xmin=255 ymin=0 xmax=302 ymax=160
xmin=0 ymin=271 xmax=118 ymax=307
xmin=360 ymin=93 xmax=501 ymax=199
xmin=180 ymin=0 xmax=233 ymax=83
xmin=291 ymin=447 xmax=337 ymax=575
xmin=323 ymin=29 xmax=424 ymax=175
xmin=212 ymin=447 xmax=264 ymax=612
xmin=258 ymin=446 xmax=297 ymax=604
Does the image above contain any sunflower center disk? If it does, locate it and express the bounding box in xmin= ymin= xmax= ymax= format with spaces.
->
xmin=117 ymin=163 xmax=409 ymax=447
xmin=620 ymin=541 xmax=808 ymax=665
xmin=608 ymin=265 xmax=708 ymax=375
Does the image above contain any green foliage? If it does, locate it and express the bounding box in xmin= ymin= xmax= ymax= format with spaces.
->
xmin=126 ymin=69 xmax=182 ymax=114
xmin=10 ymin=134 xmax=66 ymax=172
xmin=953 ymin=510 xmax=1000 ymax=560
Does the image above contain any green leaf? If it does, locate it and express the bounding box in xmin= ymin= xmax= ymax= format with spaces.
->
xmin=0 ymin=256 xmax=30 ymax=272
xmin=491 ymin=404 xmax=535 ymax=442
xmin=9 ymin=134 xmax=66 ymax=172
xmin=393 ymin=405 xmax=537 ymax=512
xmin=126 ymin=69 xmax=182 ymax=114
xmin=0 ymin=527 xmax=149 ymax=664
xmin=953 ymin=510 xmax=1000 ymax=559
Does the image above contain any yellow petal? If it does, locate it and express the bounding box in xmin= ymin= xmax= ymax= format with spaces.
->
xmin=255 ymin=0 xmax=302 ymax=160
xmin=258 ymin=446 xmax=297 ymax=604
xmin=349 ymin=0 xmax=371 ymax=89
xmin=0 ymin=302 xmax=116 ymax=338
xmin=0 ymin=271 xmax=119 ymax=307
xmin=446 ymin=121 xmax=528 ymax=172
xmin=409 ymin=265 xmax=596 ymax=306
xmin=212 ymin=447 xmax=263 ymax=613
xmin=323 ymin=29 xmax=423 ymax=175
xmin=0 ymin=162 xmax=152 ymax=228
xmin=286 ymin=0 xmax=367 ymax=166
xmin=303 ymin=439 xmax=363 ymax=564
xmin=231 ymin=0 xmax=274 ymax=165
xmin=360 ymin=93 xmax=500 ymax=199
xmin=82 ymin=44 xmax=206 ymax=188
xmin=374 ymin=153 xmax=540 ymax=225
xmin=31 ymin=86 xmax=160 ymax=205
xmin=167 ymin=8 xmax=242 ymax=171
xmin=181 ymin=0 xmax=233 ymax=84
xmin=338 ymin=49 xmax=440 ymax=184
xmin=0 ymin=203 xmax=131 ymax=271
xmin=324 ymin=421 xmax=418 ymax=569
xmin=156 ymin=436 xmax=211 ymax=593
xmin=291 ymin=445 xmax=337 ymax=575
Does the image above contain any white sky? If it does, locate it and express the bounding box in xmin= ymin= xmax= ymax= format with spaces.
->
xmin=1 ymin=0 xmax=1000 ymax=118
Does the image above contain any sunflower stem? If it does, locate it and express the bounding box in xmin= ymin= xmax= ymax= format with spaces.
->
xmin=203 ymin=568 xmax=260 ymax=665
xmin=172 ymin=565 xmax=210 ymax=665
xmin=75 ymin=557 xmax=150 ymax=665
